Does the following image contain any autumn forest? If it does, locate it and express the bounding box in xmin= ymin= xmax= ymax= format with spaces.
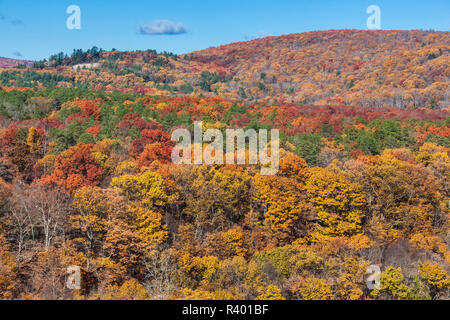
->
xmin=0 ymin=30 xmax=449 ymax=301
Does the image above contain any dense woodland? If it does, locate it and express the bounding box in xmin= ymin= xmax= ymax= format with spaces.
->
xmin=0 ymin=30 xmax=449 ymax=300
xmin=1 ymin=30 xmax=449 ymax=109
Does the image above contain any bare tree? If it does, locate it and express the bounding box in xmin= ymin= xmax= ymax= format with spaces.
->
xmin=9 ymin=183 xmax=71 ymax=251
xmin=143 ymin=248 xmax=177 ymax=300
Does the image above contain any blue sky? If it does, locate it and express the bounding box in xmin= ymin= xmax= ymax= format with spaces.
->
xmin=0 ymin=0 xmax=449 ymax=60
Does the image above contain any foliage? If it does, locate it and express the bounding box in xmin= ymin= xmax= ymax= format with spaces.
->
xmin=0 ymin=30 xmax=449 ymax=300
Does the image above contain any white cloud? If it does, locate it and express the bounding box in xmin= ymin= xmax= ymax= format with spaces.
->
xmin=139 ymin=20 xmax=188 ymax=35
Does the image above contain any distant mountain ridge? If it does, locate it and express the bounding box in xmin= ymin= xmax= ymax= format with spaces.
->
xmin=0 ymin=57 xmax=33 ymax=69
xmin=1 ymin=30 xmax=449 ymax=109
xmin=188 ymin=29 xmax=449 ymax=108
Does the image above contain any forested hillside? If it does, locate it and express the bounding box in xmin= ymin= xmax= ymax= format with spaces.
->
xmin=0 ymin=57 xmax=32 ymax=69
xmin=0 ymin=87 xmax=449 ymax=300
xmin=0 ymin=29 xmax=449 ymax=300
xmin=190 ymin=30 xmax=449 ymax=108
xmin=1 ymin=30 xmax=449 ymax=109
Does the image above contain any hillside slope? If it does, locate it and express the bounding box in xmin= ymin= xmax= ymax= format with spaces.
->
xmin=190 ymin=30 xmax=449 ymax=108
xmin=0 ymin=57 xmax=33 ymax=69
xmin=0 ymin=31 xmax=449 ymax=301
xmin=1 ymin=30 xmax=449 ymax=109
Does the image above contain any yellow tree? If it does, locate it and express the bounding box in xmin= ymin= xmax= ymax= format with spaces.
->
xmin=110 ymin=170 xmax=177 ymax=209
xmin=100 ymin=278 xmax=150 ymax=300
xmin=306 ymin=167 xmax=366 ymax=240
xmin=371 ymin=267 xmax=412 ymax=300
xmin=336 ymin=257 xmax=370 ymax=300
xmin=72 ymin=186 xmax=109 ymax=262
xmin=0 ymin=231 xmax=17 ymax=300
xmin=26 ymin=127 xmax=43 ymax=156
xmin=205 ymin=227 xmax=247 ymax=259
xmin=290 ymin=277 xmax=333 ymax=300
xmin=343 ymin=153 xmax=442 ymax=242
xmin=419 ymin=261 xmax=450 ymax=299
xmin=170 ymin=165 xmax=251 ymax=238
xmin=253 ymin=174 xmax=309 ymax=245
xmin=130 ymin=205 xmax=168 ymax=251
xmin=257 ymin=285 xmax=285 ymax=300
